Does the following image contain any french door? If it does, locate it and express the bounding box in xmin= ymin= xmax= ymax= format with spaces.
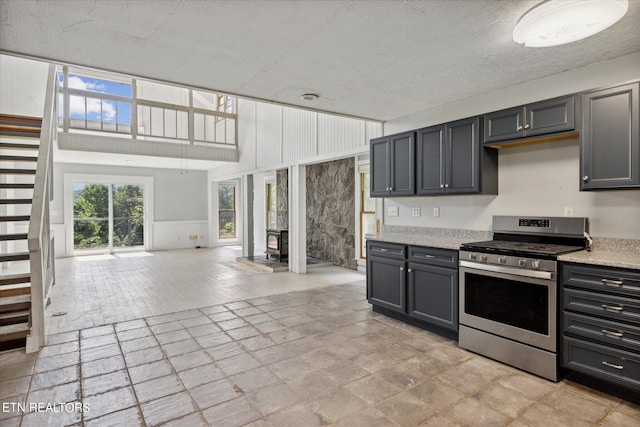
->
xmin=69 ymin=176 xmax=150 ymax=254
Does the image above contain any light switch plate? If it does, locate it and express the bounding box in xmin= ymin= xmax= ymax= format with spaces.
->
xmin=412 ymin=207 xmax=421 ymax=217
xmin=433 ymin=207 xmax=440 ymax=217
xmin=388 ymin=206 xmax=399 ymax=217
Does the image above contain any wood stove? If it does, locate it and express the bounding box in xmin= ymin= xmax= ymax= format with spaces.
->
xmin=266 ymin=229 xmax=288 ymax=261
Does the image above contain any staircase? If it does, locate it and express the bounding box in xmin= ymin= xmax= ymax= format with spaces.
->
xmin=0 ymin=114 xmax=41 ymax=351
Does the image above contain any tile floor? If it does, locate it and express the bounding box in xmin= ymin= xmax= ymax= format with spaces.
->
xmin=1 ymin=248 xmax=639 ymax=426
xmin=45 ymin=247 xmax=364 ymax=334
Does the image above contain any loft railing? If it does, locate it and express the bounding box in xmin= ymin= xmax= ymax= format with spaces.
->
xmin=26 ymin=64 xmax=57 ymax=353
xmin=58 ymin=68 xmax=238 ymax=147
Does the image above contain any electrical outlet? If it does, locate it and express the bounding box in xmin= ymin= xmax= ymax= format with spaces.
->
xmin=412 ymin=207 xmax=421 ymax=217
xmin=388 ymin=206 xmax=399 ymax=217
xmin=433 ymin=207 xmax=440 ymax=217
xmin=564 ymin=207 xmax=574 ymax=217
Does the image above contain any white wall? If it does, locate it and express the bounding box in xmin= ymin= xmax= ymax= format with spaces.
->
xmin=0 ymin=55 xmax=49 ymax=116
xmin=382 ymin=53 xmax=640 ymax=239
xmin=208 ymin=99 xmax=383 ymax=180
xmin=52 ymin=162 xmax=209 ymax=256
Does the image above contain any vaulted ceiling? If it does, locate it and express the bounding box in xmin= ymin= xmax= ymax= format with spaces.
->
xmin=1 ymin=0 xmax=639 ymax=122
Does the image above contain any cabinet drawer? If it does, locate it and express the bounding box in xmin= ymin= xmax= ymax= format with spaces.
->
xmin=563 ymin=336 xmax=640 ymax=392
xmin=562 ymin=264 xmax=640 ymax=298
xmin=408 ymin=246 xmax=458 ymax=268
xmin=563 ymin=311 xmax=640 ymax=352
xmin=367 ymin=241 xmax=406 ymax=260
xmin=564 ymin=288 xmax=640 ymax=325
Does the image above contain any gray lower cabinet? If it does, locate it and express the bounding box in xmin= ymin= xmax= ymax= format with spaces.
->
xmin=581 ymin=82 xmax=640 ymax=190
xmin=561 ymin=263 xmax=640 ymax=393
xmin=366 ymin=240 xmax=459 ymax=334
xmin=417 ymin=116 xmax=497 ymax=195
xmin=407 ymin=261 xmax=458 ymax=331
xmin=483 ymin=95 xmax=575 ymax=145
xmin=370 ymin=131 xmax=415 ymax=197
xmin=366 ymin=241 xmax=406 ymax=313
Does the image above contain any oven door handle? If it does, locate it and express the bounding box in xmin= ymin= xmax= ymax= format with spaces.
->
xmin=459 ymin=260 xmax=554 ymax=280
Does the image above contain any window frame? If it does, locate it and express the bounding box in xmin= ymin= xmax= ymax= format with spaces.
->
xmin=359 ymin=170 xmax=375 ymax=260
xmin=218 ymin=183 xmax=238 ymax=240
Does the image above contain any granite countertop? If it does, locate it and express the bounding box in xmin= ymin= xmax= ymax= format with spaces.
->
xmin=369 ymin=228 xmax=640 ymax=270
xmin=558 ymin=250 xmax=640 ymax=270
xmin=367 ymin=232 xmax=469 ymax=250
xmin=367 ymin=227 xmax=491 ymax=251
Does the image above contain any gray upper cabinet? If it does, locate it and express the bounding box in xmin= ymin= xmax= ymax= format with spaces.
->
xmin=370 ymin=131 xmax=415 ymax=197
xmin=483 ymin=96 xmax=576 ymax=145
xmin=417 ymin=117 xmax=497 ymax=195
xmin=580 ymin=82 xmax=639 ymax=190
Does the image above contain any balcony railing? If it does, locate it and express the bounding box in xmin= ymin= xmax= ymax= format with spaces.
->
xmin=58 ymin=68 xmax=237 ymax=147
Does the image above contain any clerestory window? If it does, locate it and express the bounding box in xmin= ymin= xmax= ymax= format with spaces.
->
xmin=57 ymin=67 xmax=237 ymax=146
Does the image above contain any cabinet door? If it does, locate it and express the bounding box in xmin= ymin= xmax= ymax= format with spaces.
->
xmin=447 ymin=117 xmax=480 ymax=193
xmin=370 ymin=136 xmax=390 ymax=197
xmin=407 ymin=262 xmax=458 ymax=331
xmin=483 ymin=106 xmax=523 ymax=143
xmin=416 ymin=125 xmax=445 ymax=195
xmin=367 ymin=256 xmax=406 ymax=313
xmin=526 ymin=96 xmax=575 ymax=137
xmin=390 ymin=132 xmax=415 ymax=196
xmin=581 ymin=82 xmax=640 ymax=190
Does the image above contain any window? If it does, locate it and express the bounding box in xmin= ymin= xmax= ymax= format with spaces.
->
xmin=266 ymin=181 xmax=277 ymax=229
xmin=218 ymin=183 xmax=237 ymax=239
xmin=58 ymin=70 xmax=132 ymax=134
xmin=57 ymin=66 xmax=237 ymax=146
xmin=360 ymin=171 xmax=376 ymax=259
xmin=72 ymin=181 xmax=145 ymax=253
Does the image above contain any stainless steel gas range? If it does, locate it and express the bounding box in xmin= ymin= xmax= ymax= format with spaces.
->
xmin=458 ymin=216 xmax=589 ymax=381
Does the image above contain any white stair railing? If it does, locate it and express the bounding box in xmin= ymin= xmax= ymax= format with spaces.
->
xmin=26 ymin=64 xmax=57 ymax=353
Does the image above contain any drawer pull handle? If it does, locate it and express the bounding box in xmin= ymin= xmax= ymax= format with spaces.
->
xmin=379 ymin=248 xmax=388 ymax=252
xmin=423 ymin=254 xmax=436 ymax=259
xmin=601 ymin=329 xmax=623 ymax=338
xmin=601 ymin=361 xmax=624 ymax=370
xmin=602 ymin=278 xmax=623 ymax=286
xmin=602 ymin=304 xmax=623 ymax=312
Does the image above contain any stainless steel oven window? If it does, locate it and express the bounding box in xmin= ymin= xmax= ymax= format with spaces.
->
xmin=459 ymin=265 xmax=557 ymax=352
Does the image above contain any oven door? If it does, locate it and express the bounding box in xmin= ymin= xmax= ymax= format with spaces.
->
xmin=459 ymin=261 xmax=556 ymax=352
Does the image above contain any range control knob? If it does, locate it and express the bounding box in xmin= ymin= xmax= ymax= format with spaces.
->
xmin=469 ymin=253 xmax=477 ymax=261
xmin=480 ymin=255 xmax=488 ymax=262
xmin=518 ymin=259 xmax=527 ymax=267
xmin=531 ymin=260 xmax=541 ymax=269
xmin=498 ymin=256 xmax=507 ymax=264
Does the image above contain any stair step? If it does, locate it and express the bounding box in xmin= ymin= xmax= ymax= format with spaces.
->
xmin=0 ymin=284 xmax=31 ymax=299
xmin=0 ymin=233 xmax=28 ymax=242
xmin=0 ymin=142 xmax=39 ymax=150
xmin=0 ymin=168 xmax=36 ymax=175
xmin=0 ymin=124 xmax=41 ymax=139
xmin=0 ymin=294 xmax=31 ymax=313
xmin=0 ymin=215 xmax=30 ymax=222
xmin=0 ymin=155 xmax=38 ymax=162
xmin=0 ymin=322 xmax=30 ymax=343
xmin=0 ymin=183 xmax=34 ymax=190
xmin=0 ymin=310 xmax=30 ymax=326
xmin=0 ymin=252 xmax=30 ymax=263
xmin=0 ymin=199 xmax=32 ymax=205
xmin=0 ymin=114 xmax=42 ymax=128
xmin=0 ymin=274 xmax=31 ymax=287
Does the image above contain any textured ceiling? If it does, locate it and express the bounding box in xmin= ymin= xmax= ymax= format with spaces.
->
xmin=1 ymin=0 xmax=639 ymax=122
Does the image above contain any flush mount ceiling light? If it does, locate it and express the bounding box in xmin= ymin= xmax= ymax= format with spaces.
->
xmin=300 ymin=93 xmax=319 ymax=101
xmin=513 ymin=0 xmax=629 ymax=47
